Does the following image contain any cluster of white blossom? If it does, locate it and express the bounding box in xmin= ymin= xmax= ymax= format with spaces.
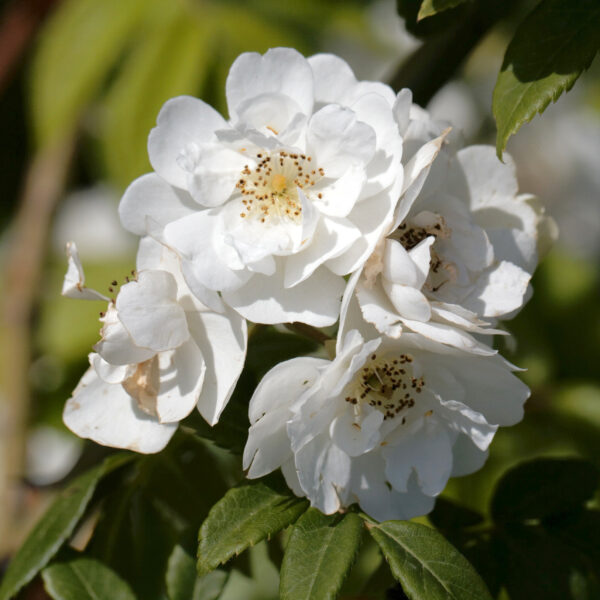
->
xmin=62 ymin=48 xmax=553 ymax=521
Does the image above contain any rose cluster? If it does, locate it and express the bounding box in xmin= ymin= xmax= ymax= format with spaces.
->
xmin=63 ymin=48 xmax=553 ymax=521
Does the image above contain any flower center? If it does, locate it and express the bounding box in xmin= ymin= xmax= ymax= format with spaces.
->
xmin=345 ymin=353 xmax=425 ymax=421
xmin=236 ymin=150 xmax=324 ymax=224
xmin=392 ymin=211 xmax=456 ymax=293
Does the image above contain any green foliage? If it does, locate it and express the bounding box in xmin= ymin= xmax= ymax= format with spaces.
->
xmin=42 ymin=558 xmax=136 ymax=600
xmin=87 ymin=433 xmax=228 ymax=600
xmin=279 ymin=509 xmax=363 ymax=600
xmin=166 ymin=546 xmax=228 ymax=600
xmin=197 ymin=473 xmax=308 ymax=576
xmin=491 ymin=457 xmax=599 ymax=522
xmin=435 ymin=457 xmax=600 ymax=599
xmin=493 ymin=0 xmax=600 ymax=157
xmin=0 ymin=454 xmax=131 ymax=600
xmin=29 ymin=0 xmax=148 ymax=147
xmin=417 ymin=0 xmax=471 ymax=21
xmin=368 ymin=520 xmax=493 ymax=600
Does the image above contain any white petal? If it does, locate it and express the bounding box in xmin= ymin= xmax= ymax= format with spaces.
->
xmin=306 ymin=105 xmax=376 ymax=178
xmin=294 ymin=435 xmax=350 ymax=514
xmin=187 ymin=144 xmax=248 ymax=207
xmin=118 ymin=173 xmax=196 ymax=236
xmin=448 ymin=354 xmax=529 ymax=426
xmin=401 ymin=319 xmax=496 ymax=356
xmin=463 ymin=261 xmax=531 ymax=317
xmin=284 ymin=216 xmax=361 ymax=288
xmin=244 ymin=407 xmax=292 ymax=478
xmin=187 ymin=307 xmax=248 ymax=425
xmin=326 ymin=185 xmax=399 ymax=276
xmin=401 ymin=130 xmax=449 ymax=196
xmin=330 ymin=407 xmax=383 ymax=457
xmin=235 ymin=92 xmax=304 ymax=137
xmin=312 ymin=165 xmax=366 ymax=217
xmin=223 ymin=265 xmax=344 ymax=326
xmin=356 ymin=279 xmax=403 ymax=338
xmin=226 ymin=48 xmax=313 ymax=120
xmin=64 ymin=365 xmax=176 ymax=454
xmin=383 ymin=238 xmax=431 ymax=288
xmin=148 ymin=96 xmax=227 ymax=189
xmin=451 ymin=434 xmax=489 ymax=477
xmin=383 ymin=420 xmax=453 ymax=496
xmin=393 ymin=89 xmax=412 ymax=136
xmin=382 ymin=280 xmax=431 ymax=321
xmin=62 ymin=242 xmax=109 ymax=301
xmin=281 ymin=457 xmax=305 ymax=497
xmin=91 ymin=353 xmax=133 ymax=384
xmin=350 ymin=92 xmax=403 ymax=194
xmin=155 ymin=339 xmax=206 ymax=424
xmin=437 ymin=399 xmax=497 ymax=450
xmin=452 ymin=146 xmax=518 ymax=209
xmin=308 ymin=53 xmax=356 ymax=105
xmin=164 ymin=211 xmax=252 ymax=292
xmin=248 ymin=356 xmax=325 ymax=424
xmin=94 ymin=306 xmax=155 ymax=366
xmin=116 ymin=271 xmax=190 ymax=352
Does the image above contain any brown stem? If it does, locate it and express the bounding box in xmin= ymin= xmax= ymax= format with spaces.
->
xmin=0 ymin=136 xmax=75 ymax=555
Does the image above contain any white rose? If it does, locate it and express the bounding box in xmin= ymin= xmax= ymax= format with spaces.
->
xmin=62 ymin=240 xmax=247 ymax=453
xmin=119 ymin=48 xmax=407 ymax=326
xmin=243 ymin=328 xmax=529 ymax=521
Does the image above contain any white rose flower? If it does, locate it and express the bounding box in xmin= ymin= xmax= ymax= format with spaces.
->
xmin=243 ymin=326 xmax=529 ymax=521
xmin=349 ymin=99 xmax=553 ymax=353
xmin=62 ymin=240 xmax=247 ymax=453
xmin=119 ymin=48 xmax=407 ymax=326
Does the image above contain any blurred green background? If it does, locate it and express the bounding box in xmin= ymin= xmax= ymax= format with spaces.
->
xmin=0 ymin=0 xmax=598 ymax=598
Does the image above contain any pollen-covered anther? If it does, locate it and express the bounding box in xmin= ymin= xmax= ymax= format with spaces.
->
xmin=344 ymin=353 xmax=425 ymax=420
xmin=235 ymin=150 xmax=323 ymax=223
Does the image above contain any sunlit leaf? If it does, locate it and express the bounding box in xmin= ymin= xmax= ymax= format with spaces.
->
xmin=42 ymin=558 xmax=135 ymax=600
xmin=280 ymin=509 xmax=362 ymax=600
xmin=30 ymin=0 xmax=148 ymax=147
xmin=197 ymin=474 xmax=308 ymax=576
xmin=493 ymin=0 xmax=600 ymax=157
xmin=418 ymin=0 xmax=471 ymax=20
xmin=368 ymin=520 xmax=493 ymax=600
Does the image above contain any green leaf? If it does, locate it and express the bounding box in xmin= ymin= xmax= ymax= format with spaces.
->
xmin=418 ymin=0 xmax=471 ymax=20
xmin=42 ymin=558 xmax=135 ymax=600
xmin=88 ymin=434 xmax=228 ymax=600
xmin=197 ymin=474 xmax=308 ymax=576
xmin=0 ymin=454 xmax=131 ymax=600
xmin=166 ymin=546 xmax=228 ymax=600
xmin=493 ymin=0 xmax=600 ymax=157
xmin=490 ymin=457 xmax=599 ymax=523
xmin=368 ymin=520 xmax=493 ymax=600
xmin=29 ymin=0 xmax=148 ymax=147
xmin=101 ymin=1 xmax=211 ymax=187
xmin=280 ymin=509 xmax=362 ymax=600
